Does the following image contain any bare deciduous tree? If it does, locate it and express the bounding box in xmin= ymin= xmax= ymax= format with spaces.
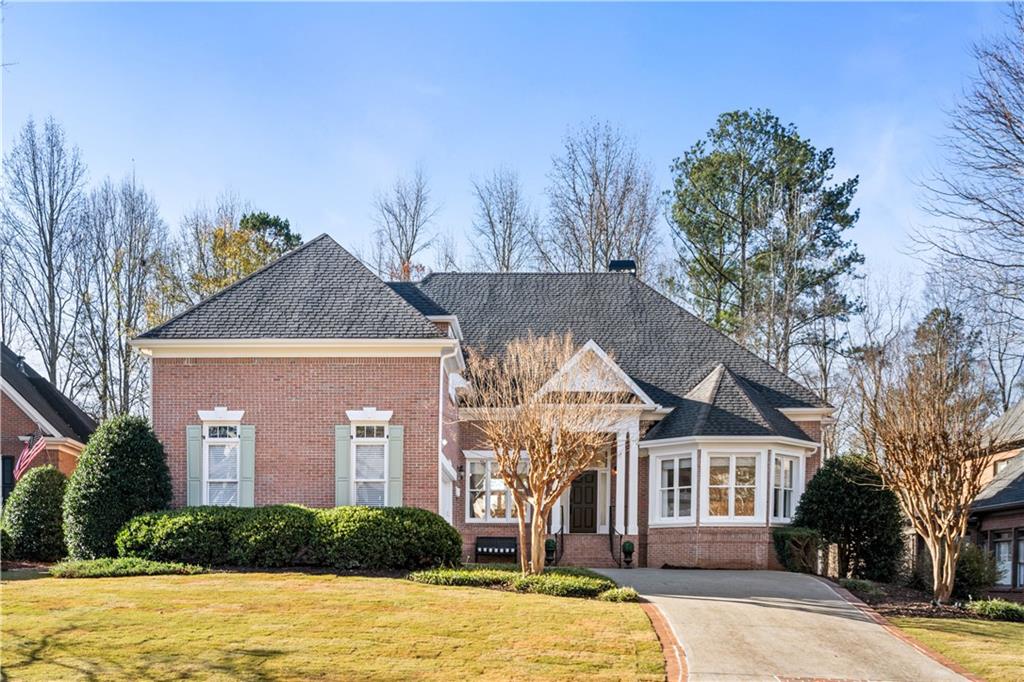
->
xmin=918 ymin=5 xmax=1024 ymax=319
xmin=372 ymin=168 xmax=437 ymax=281
xmin=76 ymin=175 xmax=167 ymax=417
xmin=537 ymin=121 xmax=659 ymax=277
xmin=853 ymin=305 xmax=1006 ymax=602
xmin=463 ymin=333 xmax=622 ymax=574
xmin=1 ymin=117 xmax=87 ymax=391
xmin=470 ymin=167 xmax=536 ymax=272
xmin=0 ymin=235 xmax=23 ymax=348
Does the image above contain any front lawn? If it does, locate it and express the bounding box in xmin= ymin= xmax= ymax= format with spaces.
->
xmin=891 ymin=617 xmax=1024 ymax=682
xmin=1 ymin=571 xmax=663 ymax=681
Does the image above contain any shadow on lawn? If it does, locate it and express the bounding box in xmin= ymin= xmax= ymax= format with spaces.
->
xmin=0 ymin=626 xmax=287 ymax=681
xmin=899 ymin=617 xmax=1024 ymax=642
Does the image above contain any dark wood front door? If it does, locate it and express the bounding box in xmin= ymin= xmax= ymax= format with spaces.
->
xmin=570 ymin=471 xmax=598 ymax=533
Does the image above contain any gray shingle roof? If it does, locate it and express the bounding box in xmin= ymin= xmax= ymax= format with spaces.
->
xmin=990 ymin=400 xmax=1024 ymax=452
xmin=1 ymin=343 xmax=96 ymax=442
xmin=973 ymin=454 xmax=1024 ymax=513
xmin=138 ymin=235 xmax=444 ymax=340
xmin=407 ymin=272 xmax=822 ymax=441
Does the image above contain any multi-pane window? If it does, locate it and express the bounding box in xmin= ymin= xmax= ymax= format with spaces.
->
xmin=992 ymin=531 xmax=1012 ymax=586
xmin=657 ymin=455 xmax=693 ymax=520
xmin=467 ymin=459 xmax=523 ymax=522
xmin=205 ymin=424 xmax=239 ymax=506
xmin=772 ymin=455 xmax=798 ymax=521
xmin=1017 ymin=537 xmax=1024 ymax=589
xmin=353 ymin=424 xmax=387 ymax=507
xmin=708 ymin=454 xmax=757 ymax=518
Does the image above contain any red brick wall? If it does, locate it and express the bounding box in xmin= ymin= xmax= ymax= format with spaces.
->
xmin=1 ymin=393 xmax=77 ymax=476
xmin=151 ymin=356 xmax=440 ymax=510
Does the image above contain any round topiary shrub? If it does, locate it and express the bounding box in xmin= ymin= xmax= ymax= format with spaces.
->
xmin=314 ymin=506 xmax=461 ymax=570
xmin=64 ymin=415 xmax=172 ymax=559
xmin=1 ymin=465 xmax=67 ymax=562
xmin=794 ymin=455 xmax=904 ymax=582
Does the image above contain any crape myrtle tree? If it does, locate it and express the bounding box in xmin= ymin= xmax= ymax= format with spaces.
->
xmin=463 ymin=333 xmax=623 ymax=575
xmin=854 ymin=307 xmax=1009 ymax=602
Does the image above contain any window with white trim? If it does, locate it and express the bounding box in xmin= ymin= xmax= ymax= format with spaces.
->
xmin=467 ymin=458 xmax=525 ymax=522
xmin=656 ymin=454 xmax=693 ymax=521
xmin=352 ymin=424 xmax=387 ymax=507
xmin=772 ymin=454 xmax=798 ymax=521
xmin=708 ymin=454 xmax=757 ymax=518
xmin=204 ymin=423 xmax=239 ymax=506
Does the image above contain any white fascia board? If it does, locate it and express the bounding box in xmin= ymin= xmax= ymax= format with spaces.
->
xmin=426 ymin=315 xmax=463 ymax=341
xmin=0 ymin=378 xmax=62 ymax=437
xmin=542 ymin=340 xmax=658 ymax=408
xmin=640 ymin=434 xmax=818 ymax=453
xmin=131 ymin=337 xmax=459 ymax=358
xmin=778 ymin=407 xmax=835 ymax=421
xmin=346 ymin=407 xmax=394 ymax=422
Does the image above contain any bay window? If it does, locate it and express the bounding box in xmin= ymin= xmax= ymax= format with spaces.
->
xmin=708 ymin=454 xmax=757 ymax=517
xmin=772 ymin=454 xmax=799 ymax=521
xmin=656 ymin=454 xmax=693 ymax=522
xmin=204 ymin=423 xmax=239 ymax=506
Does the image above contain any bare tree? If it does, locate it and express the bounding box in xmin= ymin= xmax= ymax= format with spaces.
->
xmin=0 ymin=234 xmax=23 ymax=348
xmin=470 ymin=167 xmax=536 ymax=272
xmin=853 ymin=305 xmax=1005 ymax=602
xmin=76 ymin=175 xmax=167 ymax=417
xmin=537 ymin=121 xmax=660 ymax=277
xmin=463 ymin=333 xmax=623 ymax=574
xmin=372 ymin=168 xmax=437 ymax=281
xmin=918 ymin=5 xmax=1024 ymax=318
xmin=432 ymin=229 xmax=461 ymax=273
xmin=1 ymin=117 xmax=87 ymax=391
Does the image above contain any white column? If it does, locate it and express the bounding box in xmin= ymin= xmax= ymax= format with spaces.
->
xmin=627 ymin=424 xmax=640 ymax=535
xmin=551 ymin=493 xmax=563 ymax=532
xmin=615 ymin=430 xmax=626 ymax=533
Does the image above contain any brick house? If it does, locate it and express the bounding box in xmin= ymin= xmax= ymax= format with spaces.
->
xmin=1 ymin=342 xmax=97 ymax=502
xmin=133 ymin=235 xmax=832 ymax=568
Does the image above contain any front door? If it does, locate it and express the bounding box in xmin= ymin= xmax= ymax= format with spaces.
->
xmin=569 ymin=471 xmax=598 ymax=533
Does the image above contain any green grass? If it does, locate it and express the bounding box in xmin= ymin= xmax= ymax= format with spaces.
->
xmin=892 ymin=616 xmax=1024 ymax=682
xmin=1 ymin=571 xmax=663 ymax=681
xmin=50 ymin=558 xmax=204 ymax=578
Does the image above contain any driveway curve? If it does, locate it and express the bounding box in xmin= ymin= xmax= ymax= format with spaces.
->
xmin=596 ymin=569 xmax=965 ymax=682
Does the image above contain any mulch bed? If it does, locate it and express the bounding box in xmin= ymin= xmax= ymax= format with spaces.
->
xmin=845 ymin=582 xmax=976 ymax=619
xmin=0 ymin=560 xmax=52 ymax=571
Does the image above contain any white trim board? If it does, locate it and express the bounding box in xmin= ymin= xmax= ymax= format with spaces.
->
xmin=131 ymin=337 xmax=459 ymax=358
xmin=1 ymin=377 xmax=61 ymax=438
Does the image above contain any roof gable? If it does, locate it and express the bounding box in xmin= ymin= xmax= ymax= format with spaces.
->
xmin=1 ymin=343 xmax=96 ymax=442
xmin=138 ymin=235 xmax=444 ymax=340
xmin=539 ymin=340 xmax=657 ymax=406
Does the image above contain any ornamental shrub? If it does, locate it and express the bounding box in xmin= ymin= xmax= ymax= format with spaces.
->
xmin=0 ymin=465 xmax=67 ymax=561
xmin=50 ymin=557 xmax=204 ymax=578
xmin=793 ymin=455 xmax=904 ymax=582
xmin=64 ymin=415 xmax=172 ymax=559
xmin=509 ymin=573 xmax=614 ymax=598
xmin=407 ymin=564 xmax=617 ymax=599
xmin=597 ymin=587 xmax=640 ymax=602
xmin=772 ymin=526 xmax=821 ymax=573
xmin=953 ymin=543 xmax=1001 ymax=600
xmin=967 ymin=598 xmax=1024 ymax=622
xmin=117 ymin=505 xmax=461 ymax=570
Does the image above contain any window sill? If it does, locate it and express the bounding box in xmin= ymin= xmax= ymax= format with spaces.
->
xmin=770 ymin=518 xmax=794 ymax=526
xmin=649 ymin=519 xmax=696 ymax=528
xmin=698 ymin=517 xmax=767 ymax=527
xmin=465 ymin=518 xmax=519 ymax=524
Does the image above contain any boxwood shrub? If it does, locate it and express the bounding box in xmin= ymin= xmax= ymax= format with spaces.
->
xmin=772 ymin=526 xmax=822 ymax=573
xmin=1 ymin=465 xmax=68 ymax=562
xmin=407 ymin=564 xmax=619 ymax=599
xmin=116 ymin=505 xmax=460 ymax=570
xmin=50 ymin=557 xmax=205 ymax=578
xmin=967 ymin=599 xmax=1024 ymax=622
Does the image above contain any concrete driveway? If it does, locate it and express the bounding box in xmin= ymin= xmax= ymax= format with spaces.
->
xmin=597 ymin=569 xmax=965 ymax=682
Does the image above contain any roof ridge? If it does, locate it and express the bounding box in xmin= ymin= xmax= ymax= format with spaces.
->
xmin=138 ymin=234 xmax=333 ymax=339
xmin=720 ymin=366 xmax=775 ymax=431
xmin=691 ymin=363 xmax=725 ymax=434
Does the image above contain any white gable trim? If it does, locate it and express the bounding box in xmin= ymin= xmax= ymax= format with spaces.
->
xmin=198 ymin=406 xmax=245 ymax=422
xmin=346 ymin=406 xmax=393 ymax=422
xmin=540 ymin=339 xmax=657 ymax=408
xmin=1 ymin=377 xmax=61 ymax=438
xmin=131 ymin=337 xmax=459 ymax=358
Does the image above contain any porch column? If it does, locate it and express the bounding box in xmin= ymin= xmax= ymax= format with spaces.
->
xmin=627 ymin=424 xmax=640 ymax=535
xmin=615 ymin=430 xmax=626 ymax=533
xmin=551 ymin=493 xmax=563 ymax=532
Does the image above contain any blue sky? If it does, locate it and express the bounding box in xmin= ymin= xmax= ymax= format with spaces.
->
xmin=1 ymin=2 xmax=1009 ymax=279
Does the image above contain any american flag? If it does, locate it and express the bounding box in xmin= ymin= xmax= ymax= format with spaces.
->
xmin=13 ymin=437 xmax=47 ymax=481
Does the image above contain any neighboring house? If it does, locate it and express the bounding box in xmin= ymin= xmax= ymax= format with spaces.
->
xmin=970 ymin=400 xmax=1024 ymax=598
xmin=1 ymin=343 xmax=97 ymax=502
xmin=132 ymin=235 xmax=832 ymax=568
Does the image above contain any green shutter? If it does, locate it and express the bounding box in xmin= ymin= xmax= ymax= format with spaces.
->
xmin=239 ymin=425 xmax=255 ymax=507
xmin=335 ymin=425 xmax=351 ymax=506
xmin=186 ymin=425 xmax=202 ymax=506
xmin=388 ymin=425 xmax=404 ymax=507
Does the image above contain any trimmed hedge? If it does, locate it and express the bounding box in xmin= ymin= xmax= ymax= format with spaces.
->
xmin=50 ymin=557 xmax=205 ymax=578
xmin=1 ymin=465 xmax=67 ymax=562
xmin=597 ymin=587 xmax=640 ymax=603
xmin=967 ymin=598 xmax=1024 ymax=622
xmin=64 ymin=415 xmax=172 ymax=559
xmin=407 ymin=564 xmax=619 ymax=599
xmin=772 ymin=526 xmax=821 ymax=573
xmin=116 ymin=505 xmax=460 ymax=570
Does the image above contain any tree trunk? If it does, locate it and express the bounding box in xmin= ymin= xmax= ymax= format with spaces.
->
xmin=515 ymin=510 xmax=529 ymax=574
xmin=528 ymin=509 xmax=549 ymax=575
